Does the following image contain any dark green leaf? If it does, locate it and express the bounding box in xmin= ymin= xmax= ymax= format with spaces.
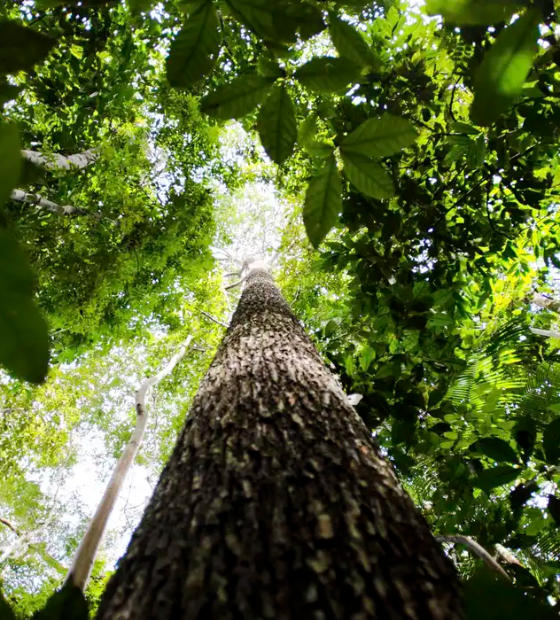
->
xmin=257 ymin=82 xmax=297 ymax=164
xmin=257 ymin=57 xmax=283 ymax=78
xmin=329 ymin=13 xmax=378 ymax=67
xmin=166 ymin=2 xmax=221 ymax=88
xmin=340 ymin=114 xmax=418 ymax=158
xmin=303 ymin=155 xmax=342 ymax=248
xmin=0 ymin=590 xmax=16 ymax=620
xmin=0 ymin=225 xmax=49 ymax=384
xmin=341 ymin=151 xmax=394 ymax=199
xmin=0 ymin=83 xmax=22 ymax=106
xmin=472 ymin=465 xmax=520 ymax=491
xmin=426 ymin=0 xmax=523 ymax=25
xmin=465 ymin=567 xmax=557 ymax=620
xmin=32 ymin=581 xmax=88 ymax=620
xmin=287 ymin=3 xmax=325 ymax=40
xmin=0 ymin=21 xmax=56 ymax=76
xmin=514 ymin=418 xmax=536 ymax=463
xmin=470 ymin=9 xmax=541 ymax=126
xmin=548 ymin=495 xmax=560 ymax=527
xmin=543 ymin=416 xmax=560 ymax=465
xmin=0 ymin=124 xmax=21 ymax=204
xmin=470 ymin=437 xmax=519 ymax=464
xmin=509 ymin=480 xmax=538 ymax=512
xmin=295 ymin=57 xmax=361 ymax=93
xmin=127 ymin=0 xmax=157 ymax=13
xmin=201 ymin=75 xmax=275 ymax=119
xmin=226 ymin=0 xmax=295 ymax=43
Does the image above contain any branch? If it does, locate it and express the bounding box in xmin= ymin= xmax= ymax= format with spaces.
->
xmin=532 ymin=293 xmax=560 ymax=314
xmin=436 ymin=535 xmax=510 ymax=580
xmin=66 ymin=336 xmax=193 ymax=590
xmin=22 ymin=148 xmax=99 ymax=171
xmin=199 ymin=311 xmax=228 ymax=329
xmin=530 ymin=327 xmax=560 ymax=339
xmin=225 ymin=278 xmax=246 ymax=291
xmin=0 ymin=517 xmax=20 ymax=535
xmin=11 ymin=190 xmax=89 ymax=216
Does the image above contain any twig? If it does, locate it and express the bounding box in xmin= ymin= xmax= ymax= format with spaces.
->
xmin=436 ymin=535 xmax=510 ymax=580
xmin=225 ymin=278 xmax=246 ymax=291
xmin=200 ymin=311 xmax=228 ymax=329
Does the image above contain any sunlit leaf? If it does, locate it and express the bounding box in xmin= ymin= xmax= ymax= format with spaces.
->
xmin=201 ymin=75 xmax=275 ymax=119
xmin=0 ymin=21 xmax=56 ymax=76
xmin=295 ymin=57 xmax=362 ymax=93
xmin=303 ymin=155 xmax=342 ymax=248
xmin=166 ymin=2 xmax=221 ymax=88
xmin=470 ymin=9 xmax=541 ymax=126
xmin=340 ymin=114 xmax=418 ymax=158
xmin=341 ymin=151 xmax=394 ymax=199
xmin=257 ymin=82 xmax=297 ymax=164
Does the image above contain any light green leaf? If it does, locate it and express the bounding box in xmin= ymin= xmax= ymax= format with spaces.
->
xmin=0 ymin=21 xmax=56 ymax=76
xmin=470 ymin=437 xmax=519 ymax=464
xmin=543 ymin=417 xmax=560 ymax=465
xmin=329 ymin=13 xmax=378 ymax=67
xmin=472 ymin=465 xmax=520 ymax=491
xmin=166 ymin=2 xmax=221 ymax=88
xmin=201 ymin=75 xmax=275 ymax=119
xmin=295 ymin=57 xmax=362 ymax=93
xmin=426 ymin=0 xmax=523 ymax=25
xmin=470 ymin=8 xmax=541 ymax=126
xmin=303 ymin=155 xmax=342 ymax=248
xmin=340 ymin=114 xmax=418 ymax=158
xmin=257 ymin=82 xmax=297 ymax=164
xmin=341 ymin=151 xmax=394 ymax=199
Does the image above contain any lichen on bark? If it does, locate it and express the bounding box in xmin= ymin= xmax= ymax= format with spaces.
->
xmin=97 ymin=266 xmax=464 ymax=620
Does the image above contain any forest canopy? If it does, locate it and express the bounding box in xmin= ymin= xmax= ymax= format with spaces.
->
xmin=0 ymin=0 xmax=560 ymax=617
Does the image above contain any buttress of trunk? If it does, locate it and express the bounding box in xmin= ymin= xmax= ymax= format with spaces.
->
xmin=97 ymin=267 xmax=463 ymax=620
xmin=66 ymin=338 xmax=192 ymax=590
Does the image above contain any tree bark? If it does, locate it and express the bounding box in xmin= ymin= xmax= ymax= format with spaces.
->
xmin=10 ymin=189 xmax=88 ymax=216
xmin=67 ymin=338 xmax=192 ymax=591
xmin=97 ymin=266 xmax=463 ymax=620
xmin=21 ymin=148 xmax=98 ymax=171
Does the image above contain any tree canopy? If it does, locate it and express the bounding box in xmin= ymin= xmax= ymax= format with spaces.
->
xmin=0 ymin=0 xmax=560 ymax=617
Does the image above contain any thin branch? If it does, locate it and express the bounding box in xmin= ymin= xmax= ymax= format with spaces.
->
xmin=225 ymin=278 xmax=246 ymax=291
xmin=0 ymin=518 xmax=19 ymax=535
xmin=436 ymin=535 xmax=510 ymax=580
xmin=200 ymin=311 xmax=228 ymax=329
xmin=22 ymin=148 xmax=98 ymax=171
xmin=530 ymin=327 xmax=560 ymax=339
xmin=11 ymin=190 xmax=89 ymax=216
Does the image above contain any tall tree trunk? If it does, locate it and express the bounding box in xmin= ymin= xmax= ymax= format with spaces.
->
xmin=67 ymin=338 xmax=192 ymax=590
xmin=97 ymin=265 xmax=463 ymax=620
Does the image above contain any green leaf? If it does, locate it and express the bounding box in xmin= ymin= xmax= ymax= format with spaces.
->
xmin=0 ymin=83 xmax=22 ymax=106
xmin=465 ymin=567 xmax=558 ymax=620
xmin=0 ymin=21 xmax=56 ymax=76
xmin=470 ymin=437 xmax=519 ymax=464
xmin=257 ymin=57 xmax=283 ymax=78
xmin=340 ymin=114 xmax=418 ymax=158
xmin=128 ymin=0 xmax=157 ymax=14
xmin=0 ymin=590 xmax=16 ymax=620
xmin=341 ymin=151 xmax=394 ymax=199
xmin=32 ymin=581 xmax=88 ymax=620
xmin=543 ymin=417 xmax=560 ymax=465
xmin=201 ymin=75 xmax=275 ymax=119
xmin=548 ymin=495 xmax=560 ymax=527
xmin=426 ymin=0 xmax=523 ymax=25
xmin=451 ymin=121 xmax=480 ymax=135
xmin=287 ymin=3 xmax=325 ymax=40
xmin=470 ymin=9 xmax=541 ymax=126
xmin=295 ymin=57 xmax=361 ymax=93
xmin=226 ymin=0 xmax=295 ymax=44
xmin=257 ymin=82 xmax=297 ymax=164
xmin=0 ymin=225 xmax=50 ymax=384
xmin=329 ymin=13 xmax=378 ymax=67
xmin=472 ymin=465 xmax=520 ymax=491
xmin=0 ymin=124 xmax=21 ymax=204
xmin=166 ymin=2 xmax=221 ymax=88
xmin=303 ymin=155 xmax=342 ymax=248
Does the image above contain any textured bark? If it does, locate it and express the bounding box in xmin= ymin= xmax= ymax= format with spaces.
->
xmin=67 ymin=338 xmax=192 ymax=590
xmin=97 ymin=267 xmax=463 ymax=620
xmin=21 ymin=148 xmax=98 ymax=170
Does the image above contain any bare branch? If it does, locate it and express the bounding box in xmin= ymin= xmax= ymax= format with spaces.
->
xmin=0 ymin=517 xmax=20 ymax=535
xmin=436 ymin=535 xmax=510 ymax=580
xmin=530 ymin=327 xmax=560 ymax=339
xmin=11 ymin=189 xmax=89 ymax=216
xmin=200 ymin=311 xmax=228 ymax=329
xmin=225 ymin=278 xmax=246 ymax=291
xmin=22 ymin=148 xmax=99 ymax=171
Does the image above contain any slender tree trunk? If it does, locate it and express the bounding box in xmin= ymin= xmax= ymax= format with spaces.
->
xmin=67 ymin=338 xmax=192 ymax=590
xmin=97 ymin=265 xmax=463 ymax=620
xmin=21 ymin=148 xmax=98 ymax=171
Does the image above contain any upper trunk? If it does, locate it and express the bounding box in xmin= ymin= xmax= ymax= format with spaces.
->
xmin=97 ymin=266 xmax=463 ymax=620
